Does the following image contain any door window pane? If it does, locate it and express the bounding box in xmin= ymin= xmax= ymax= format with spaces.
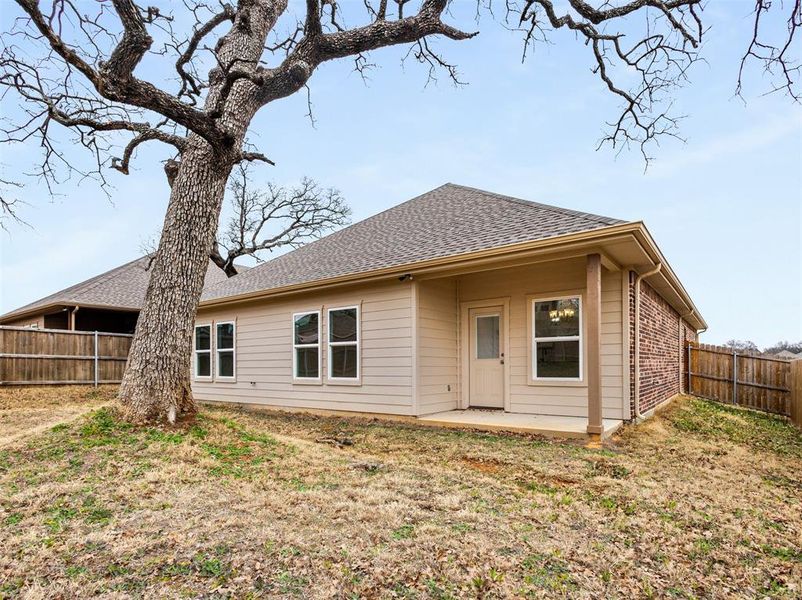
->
xmin=536 ymin=340 xmax=580 ymax=378
xmin=295 ymin=347 xmax=319 ymax=378
xmin=330 ymin=345 xmax=357 ymax=378
xmin=534 ymin=298 xmax=580 ymax=338
xmin=476 ymin=315 xmax=500 ymax=359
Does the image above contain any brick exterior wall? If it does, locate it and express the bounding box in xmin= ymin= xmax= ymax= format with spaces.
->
xmin=628 ymin=273 xmax=699 ymax=420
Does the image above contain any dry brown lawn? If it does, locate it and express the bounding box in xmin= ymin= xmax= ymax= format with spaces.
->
xmin=0 ymin=386 xmax=115 ymax=448
xmin=0 ymin=389 xmax=800 ymax=599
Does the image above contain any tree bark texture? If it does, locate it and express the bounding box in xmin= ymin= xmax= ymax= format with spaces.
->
xmin=117 ymin=140 xmax=230 ymax=422
xmin=117 ymin=0 xmax=286 ymax=422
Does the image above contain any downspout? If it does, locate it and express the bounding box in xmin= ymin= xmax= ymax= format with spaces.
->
xmin=679 ymin=309 xmax=695 ymax=395
xmin=633 ymin=263 xmax=662 ymax=420
xmin=70 ymin=306 xmax=80 ymax=331
xmin=678 ymin=309 xmax=707 ymax=396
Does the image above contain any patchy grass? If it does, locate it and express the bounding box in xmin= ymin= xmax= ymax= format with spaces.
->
xmin=0 ymin=390 xmax=800 ymax=598
xmin=0 ymin=385 xmax=115 ymax=447
xmin=665 ymin=397 xmax=802 ymax=459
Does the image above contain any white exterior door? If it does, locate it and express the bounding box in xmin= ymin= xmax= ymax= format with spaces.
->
xmin=469 ymin=307 xmax=504 ymax=408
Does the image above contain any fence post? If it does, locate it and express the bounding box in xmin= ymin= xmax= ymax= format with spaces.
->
xmin=94 ymin=331 xmax=99 ymax=388
xmin=732 ymin=350 xmax=737 ymax=405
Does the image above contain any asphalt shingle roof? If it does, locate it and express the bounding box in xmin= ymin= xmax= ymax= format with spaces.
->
xmin=1 ymin=256 xmax=233 ymax=321
xmin=201 ymin=183 xmax=625 ymax=302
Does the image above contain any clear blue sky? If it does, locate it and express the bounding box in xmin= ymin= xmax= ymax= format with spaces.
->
xmin=0 ymin=1 xmax=800 ymax=348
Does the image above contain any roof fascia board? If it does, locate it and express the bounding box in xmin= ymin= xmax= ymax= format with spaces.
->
xmin=0 ymin=302 xmax=141 ymax=323
xmin=0 ymin=303 xmax=70 ymax=323
xmin=199 ymin=223 xmax=642 ymax=310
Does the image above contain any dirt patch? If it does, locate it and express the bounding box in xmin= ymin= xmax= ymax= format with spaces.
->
xmin=0 ymin=390 xmax=800 ymax=598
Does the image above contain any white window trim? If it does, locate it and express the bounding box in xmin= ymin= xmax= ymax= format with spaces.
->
xmin=532 ymin=295 xmax=583 ymax=382
xmin=327 ymin=305 xmax=360 ymax=383
xmin=215 ymin=320 xmax=236 ymax=381
xmin=292 ymin=310 xmax=322 ymax=383
xmin=193 ymin=323 xmax=213 ymax=381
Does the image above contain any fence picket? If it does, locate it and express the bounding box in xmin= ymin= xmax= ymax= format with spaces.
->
xmin=0 ymin=326 xmax=132 ymax=385
xmin=687 ymin=341 xmax=792 ymax=416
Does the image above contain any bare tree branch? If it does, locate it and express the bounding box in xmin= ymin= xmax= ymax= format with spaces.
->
xmin=2 ymin=0 xmax=797 ymax=198
xmin=212 ymin=164 xmax=350 ymax=276
xmin=0 ymin=178 xmax=27 ymax=232
xmin=175 ymin=4 xmax=236 ymax=103
xmin=15 ymin=0 xmax=224 ymax=145
xmin=737 ymin=0 xmax=801 ymax=101
xmin=515 ymin=0 xmax=704 ymax=165
xmin=256 ymin=0 xmax=478 ymax=105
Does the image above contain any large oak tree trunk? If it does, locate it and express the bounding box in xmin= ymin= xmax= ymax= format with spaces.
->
xmin=117 ymin=140 xmax=231 ymax=422
xmin=116 ymin=0 xmax=286 ymax=423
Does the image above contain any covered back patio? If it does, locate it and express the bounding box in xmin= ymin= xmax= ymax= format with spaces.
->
xmin=412 ymin=246 xmax=636 ymax=438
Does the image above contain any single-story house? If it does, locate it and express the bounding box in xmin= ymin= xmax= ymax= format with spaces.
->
xmin=776 ymin=350 xmax=802 ymax=360
xmin=193 ymin=184 xmax=706 ymax=436
xmin=0 ymin=256 xmax=232 ymax=334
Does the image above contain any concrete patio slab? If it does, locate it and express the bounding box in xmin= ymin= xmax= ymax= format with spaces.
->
xmin=417 ymin=409 xmax=623 ymax=439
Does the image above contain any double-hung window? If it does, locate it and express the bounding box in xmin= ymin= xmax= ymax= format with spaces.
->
xmin=293 ymin=311 xmax=321 ymax=381
xmin=194 ymin=324 xmax=212 ymax=379
xmin=328 ymin=306 xmax=359 ymax=381
xmin=215 ymin=321 xmax=236 ymax=380
xmin=532 ymin=297 xmax=582 ymax=380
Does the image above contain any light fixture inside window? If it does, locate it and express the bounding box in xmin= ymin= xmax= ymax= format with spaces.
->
xmin=549 ymin=306 xmax=576 ymax=322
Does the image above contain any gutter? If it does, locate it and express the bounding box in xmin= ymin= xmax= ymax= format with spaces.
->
xmin=634 ymin=262 xmax=663 ymax=420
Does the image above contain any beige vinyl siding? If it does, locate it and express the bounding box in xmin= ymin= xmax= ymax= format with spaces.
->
xmin=192 ymin=280 xmax=415 ymax=415
xmin=600 ymin=271 xmax=624 ymax=418
xmin=416 ymin=279 xmax=459 ymax=415
xmin=456 ymin=258 xmax=625 ymax=419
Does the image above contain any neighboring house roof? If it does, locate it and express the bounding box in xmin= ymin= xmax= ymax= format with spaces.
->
xmin=775 ymin=350 xmax=802 ymax=359
xmin=0 ymin=256 xmax=242 ymax=323
xmin=201 ymin=183 xmax=626 ymax=302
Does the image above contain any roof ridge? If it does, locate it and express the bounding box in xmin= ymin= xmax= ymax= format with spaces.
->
xmin=225 ymin=183 xmax=457 ymax=284
xmin=441 ymin=183 xmax=623 ymax=227
xmin=66 ymin=255 xmax=150 ymax=300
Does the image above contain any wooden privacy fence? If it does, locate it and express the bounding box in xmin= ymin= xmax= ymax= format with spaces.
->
xmin=791 ymin=360 xmax=802 ymax=430
xmin=0 ymin=326 xmax=132 ymax=385
xmin=687 ymin=342 xmax=800 ymax=423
